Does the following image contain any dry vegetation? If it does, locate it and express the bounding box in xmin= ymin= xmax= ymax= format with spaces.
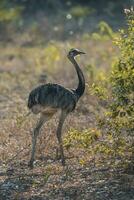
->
xmin=0 ymin=38 xmax=116 ymax=161
xmin=0 ymin=37 xmax=133 ymax=200
xmin=0 ymin=2 xmax=134 ymax=199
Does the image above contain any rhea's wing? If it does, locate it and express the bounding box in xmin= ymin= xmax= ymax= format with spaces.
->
xmin=28 ymin=84 xmax=77 ymax=112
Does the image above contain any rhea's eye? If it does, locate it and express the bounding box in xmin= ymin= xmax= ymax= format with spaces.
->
xmin=70 ymin=51 xmax=74 ymax=56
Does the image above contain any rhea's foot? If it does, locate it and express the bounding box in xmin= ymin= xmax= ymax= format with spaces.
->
xmin=61 ymin=158 xmax=66 ymax=166
xmin=28 ymin=160 xmax=34 ymax=169
xmin=55 ymin=147 xmax=61 ymax=160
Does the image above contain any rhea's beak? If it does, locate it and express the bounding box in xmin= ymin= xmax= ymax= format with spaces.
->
xmin=79 ymin=51 xmax=86 ymax=54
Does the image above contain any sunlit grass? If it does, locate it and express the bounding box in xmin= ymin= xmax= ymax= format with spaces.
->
xmin=0 ymin=27 xmax=118 ymax=166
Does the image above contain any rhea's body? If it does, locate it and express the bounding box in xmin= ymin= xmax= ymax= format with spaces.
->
xmin=28 ymin=83 xmax=78 ymax=114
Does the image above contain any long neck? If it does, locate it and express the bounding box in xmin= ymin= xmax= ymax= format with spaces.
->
xmin=68 ymin=55 xmax=85 ymax=98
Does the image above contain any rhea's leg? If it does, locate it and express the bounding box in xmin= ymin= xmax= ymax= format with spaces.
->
xmin=28 ymin=114 xmax=50 ymax=168
xmin=56 ymin=111 xmax=68 ymax=166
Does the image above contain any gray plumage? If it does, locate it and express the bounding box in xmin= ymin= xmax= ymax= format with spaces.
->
xmin=28 ymin=48 xmax=85 ymax=168
xmin=28 ymin=84 xmax=77 ymax=113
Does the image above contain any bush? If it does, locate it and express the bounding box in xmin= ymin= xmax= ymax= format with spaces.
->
xmin=69 ymin=5 xmax=95 ymax=18
xmin=95 ymin=8 xmax=134 ymax=170
xmin=64 ymin=9 xmax=134 ymax=170
xmin=91 ymin=21 xmax=115 ymax=40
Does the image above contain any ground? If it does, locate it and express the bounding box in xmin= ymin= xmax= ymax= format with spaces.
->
xmin=0 ymin=159 xmax=134 ymax=199
xmin=0 ymin=7 xmax=134 ymax=198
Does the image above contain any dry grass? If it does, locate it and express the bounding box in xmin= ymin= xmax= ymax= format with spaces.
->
xmin=0 ymin=38 xmax=116 ymax=162
xmin=0 ymin=37 xmax=133 ymax=199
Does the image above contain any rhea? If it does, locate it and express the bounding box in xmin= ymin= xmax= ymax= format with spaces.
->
xmin=28 ymin=48 xmax=85 ymax=168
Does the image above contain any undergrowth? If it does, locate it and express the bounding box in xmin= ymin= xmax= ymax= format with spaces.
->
xmin=64 ymin=8 xmax=134 ymax=171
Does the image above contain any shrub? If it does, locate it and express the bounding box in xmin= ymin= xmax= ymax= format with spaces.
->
xmin=69 ymin=5 xmax=95 ymax=18
xmin=91 ymin=21 xmax=115 ymax=40
xmin=64 ymin=128 xmax=101 ymax=150
xmin=64 ymin=9 xmax=134 ymax=170
xmin=95 ymin=8 xmax=134 ymax=170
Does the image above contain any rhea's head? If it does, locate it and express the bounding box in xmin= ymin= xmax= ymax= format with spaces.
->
xmin=68 ymin=48 xmax=85 ymax=58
